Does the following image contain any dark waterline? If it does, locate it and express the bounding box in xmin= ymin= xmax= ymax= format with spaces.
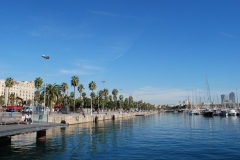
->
xmin=1 ymin=113 xmax=240 ymax=160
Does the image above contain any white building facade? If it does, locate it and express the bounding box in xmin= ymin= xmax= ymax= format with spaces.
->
xmin=0 ymin=79 xmax=34 ymax=105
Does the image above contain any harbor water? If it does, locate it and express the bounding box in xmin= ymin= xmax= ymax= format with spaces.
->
xmin=1 ymin=112 xmax=240 ymax=160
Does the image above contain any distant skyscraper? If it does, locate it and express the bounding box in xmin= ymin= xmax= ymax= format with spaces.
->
xmin=221 ymin=94 xmax=228 ymax=104
xmin=229 ymin=92 xmax=235 ymax=103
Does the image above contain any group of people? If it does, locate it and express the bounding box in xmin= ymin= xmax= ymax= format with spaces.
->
xmin=20 ymin=113 xmax=32 ymax=124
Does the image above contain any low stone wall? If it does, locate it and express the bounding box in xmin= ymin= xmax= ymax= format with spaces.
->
xmin=48 ymin=112 xmax=156 ymax=125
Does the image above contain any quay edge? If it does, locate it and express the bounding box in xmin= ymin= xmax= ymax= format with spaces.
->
xmin=48 ymin=112 xmax=157 ymax=125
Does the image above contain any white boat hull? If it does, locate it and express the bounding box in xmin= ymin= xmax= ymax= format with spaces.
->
xmin=228 ymin=109 xmax=236 ymax=116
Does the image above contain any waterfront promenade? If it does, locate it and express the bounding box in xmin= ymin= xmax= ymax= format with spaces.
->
xmin=0 ymin=122 xmax=67 ymax=137
xmin=27 ymin=109 xmax=157 ymax=125
xmin=1 ymin=109 xmax=157 ymax=126
xmin=0 ymin=110 xmax=156 ymax=146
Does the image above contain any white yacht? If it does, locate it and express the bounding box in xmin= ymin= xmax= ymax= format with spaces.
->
xmin=174 ymin=110 xmax=178 ymax=113
xmin=189 ymin=109 xmax=200 ymax=115
xmin=228 ymin=109 xmax=237 ymax=116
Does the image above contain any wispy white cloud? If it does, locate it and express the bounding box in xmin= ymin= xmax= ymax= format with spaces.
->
xmin=29 ymin=23 xmax=90 ymax=39
xmin=30 ymin=30 xmax=42 ymax=37
xmin=113 ymin=54 xmax=124 ymax=60
xmin=89 ymin=10 xmax=120 ymax=17
xmin=82 ymin=64 xmax=104 ymax=71
xmin=104 ymin=35 xmax=141 ymax=61
xmin=130 ymin=86 xmax=192 ymax=105
xmin=60 ymin=69 xmax=91 ymax=75
xmin=59 ymin=60 xmax=106 ymax=76
xmin=220 ymin=32 xmax=240 ymax=39
xmin=89 ymin=10 xmax=141 ymax=20
xmin=128 ymin=86 xmax=237 ymax=105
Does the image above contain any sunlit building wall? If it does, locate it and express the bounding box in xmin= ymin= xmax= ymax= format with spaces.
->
xmin=0 ymin=79 xmax=34 ymax=105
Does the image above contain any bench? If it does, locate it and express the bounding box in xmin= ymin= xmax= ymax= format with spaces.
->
xmin=0 ymin=117 xmax=25 ymax=125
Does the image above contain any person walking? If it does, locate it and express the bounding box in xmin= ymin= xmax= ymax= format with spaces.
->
xmin=25 ymin=113 xmax=32 ymax=124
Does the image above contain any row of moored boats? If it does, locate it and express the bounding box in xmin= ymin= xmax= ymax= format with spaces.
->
xmin=188 ymin=108 xmax=239 ymax=117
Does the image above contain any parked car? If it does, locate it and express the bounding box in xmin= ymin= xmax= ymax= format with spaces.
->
xmin=21 ymin=106 xmax=32 ymax=113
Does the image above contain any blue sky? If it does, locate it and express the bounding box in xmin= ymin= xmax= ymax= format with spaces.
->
xmin=1 ymin=0 xmax=240 ymax=105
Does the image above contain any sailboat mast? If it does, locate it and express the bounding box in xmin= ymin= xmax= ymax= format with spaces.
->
xmin=206 ymin=76 xmax=212 ymax=108
xmin=236 ymin=88 xmax=239 ymax=108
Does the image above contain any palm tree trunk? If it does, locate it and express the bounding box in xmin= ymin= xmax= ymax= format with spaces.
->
xmin=49 ymin=101 xmax=52 ymax=115
xmin=7 ymin=87 xmax=10 ymax=105
xmin=73 ymin=87 xmax=75 ymax=113
xmin=91 ymin=90 xmax=93 ymax=115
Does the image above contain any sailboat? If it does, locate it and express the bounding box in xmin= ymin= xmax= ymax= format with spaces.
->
xmin=189 ymin=92 xmax=200 ymax=115
xmin=202 ymin=76 xmax=213 ymax=117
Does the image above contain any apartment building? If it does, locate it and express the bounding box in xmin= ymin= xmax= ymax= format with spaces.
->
xmin=0 ymin=79 xmax=34 ymax=105
xmin=229 ymin=92 xmax=235 ymax=103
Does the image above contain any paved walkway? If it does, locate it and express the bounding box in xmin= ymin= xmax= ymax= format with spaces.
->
xmin=1 ymin=110 xmax=131 ymax=123
xmin=0 ymin=110 xmax=155 ymax=137
xmin=0 ymin=122 xmax=67 ymax=137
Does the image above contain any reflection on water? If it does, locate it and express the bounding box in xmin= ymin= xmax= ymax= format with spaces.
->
xmin=1 ymin=113 xmax=240 ymax=159
xmin=11 ymin=132 xmax=36 ymax=147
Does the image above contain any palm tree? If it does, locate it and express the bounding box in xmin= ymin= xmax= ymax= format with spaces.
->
xmin=77 ymin=84 xmax=85 ymax=101
xmin=60 ymin=82 xmax=68 ymax=111
xmin=44 ymin=83 xmax=61 ymax=115
xmin=124 ymin=98 xmax=129 ymax=110
xmin=5 ymin=77 xmax=14 ymax=105
xmin=61 ymin=82 xmax=68 ymax=96
xmin=9 ymin=93 xmax=16 ymax=105
xmin=129 ymin=95 xmax=133 ymax=108
xmin=103 ymin=88 xmax=108 ymax=111
xmin=70 ymin=92 xmax=74 ymax=99
xmin=112 ymin=89 xmax=118 ymax=110
xmin=90 ymin=92 xmax=96 ymax=106
xmin=82 ymin=92 xmax=86 ymax=108
xmin=34 ymin=91 xmax=41 ymax=104
xmin=89 ymin=81 xmax=97 ymax=115
xmin=26 ymin=99 xmax=32 ymax=106
xmin=98 ymin=90 xmax=104 ymax=111
xmin=69 ymin=92 xmax=75 ymax=108
xmin=34 ymin=77 xmax=43 ymax=104
xmin=71 ymin=76 xmax=79 ymax=113
xmin=34 ymin=77 xmax=43 ymax=91
xmin=0 ymin=95 xmax=4 ymax=106
xmin=108 ymin=95 xmax=113 ymax=110
xmin=119 ymin=95 xmax=124 ymax=111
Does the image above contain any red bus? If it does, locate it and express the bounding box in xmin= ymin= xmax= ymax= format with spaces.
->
xmin=6 ymin=105 xmax=23 ymax=112
xmin=6 ymin=96 xmax=25 ymax=112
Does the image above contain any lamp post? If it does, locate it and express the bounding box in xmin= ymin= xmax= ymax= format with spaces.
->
xmin=42 ymin=55 xmax=50 ymax=115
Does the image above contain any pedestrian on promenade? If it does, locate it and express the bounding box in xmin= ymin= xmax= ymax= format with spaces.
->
xmin=25 ymin=113 xmax=32 ymax=124
xmin=20 ymin=113 xmax=26 ymax=124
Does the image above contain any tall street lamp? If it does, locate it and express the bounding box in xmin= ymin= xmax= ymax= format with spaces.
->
xmin=42 ymin=55 xmax=50 ymax=115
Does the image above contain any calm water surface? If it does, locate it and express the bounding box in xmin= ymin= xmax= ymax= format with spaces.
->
xmin=1 ymin=113 xmax=240 ymax=160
